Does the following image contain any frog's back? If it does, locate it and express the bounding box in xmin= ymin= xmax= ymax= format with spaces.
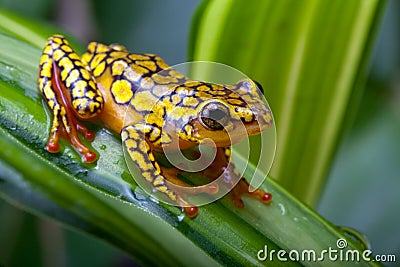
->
xmin=80 ymin=42 xmax=190 ymax=132
xmin=82 ymin=42 xmax=176 ymax=85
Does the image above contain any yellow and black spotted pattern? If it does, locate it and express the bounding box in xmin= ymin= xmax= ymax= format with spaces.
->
xmin=81 ymin=42 xmax=188 ymax=105
xmin=38 ymin=35 xmax=104 ymax=120
xmin=121 ymin=124 xmax=178 ymax=202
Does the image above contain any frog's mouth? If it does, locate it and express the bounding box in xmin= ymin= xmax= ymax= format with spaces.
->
xmin=244 ymin=119 xmax=272 ymax=136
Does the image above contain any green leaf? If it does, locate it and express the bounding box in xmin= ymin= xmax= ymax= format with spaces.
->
xmin=189 ymin=0 xmax=386 ymax=206
xmin=0 ymin=9 xmax=384 ymax=267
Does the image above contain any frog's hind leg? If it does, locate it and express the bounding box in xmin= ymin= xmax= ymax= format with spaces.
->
xmin=160 ymin=167 xmax=219 ymax=196
xmin=38 ymin=35 xmax=103 ymax=163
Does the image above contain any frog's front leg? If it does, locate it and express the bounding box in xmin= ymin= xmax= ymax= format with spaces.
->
xmin=200 ymin=147 xmax=272 ymax=207
xmin=122 ymin=124 xmax=218 ymax=217
xmin=38 ymin=35 xmax=104 ymax=162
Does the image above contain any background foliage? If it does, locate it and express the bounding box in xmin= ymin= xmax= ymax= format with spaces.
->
xmin=0 ymin=0 xmax=399 ymax=266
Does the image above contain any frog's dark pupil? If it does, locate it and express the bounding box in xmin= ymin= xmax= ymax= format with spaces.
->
xmin=200 ymin=103 xmax=229 ymax=131
xmin=201 ymin=117 xmax=224 ymax=130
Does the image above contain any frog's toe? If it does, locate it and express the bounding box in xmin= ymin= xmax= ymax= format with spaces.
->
xmin=46 ymin=141 xmax=60 ymax=153
xmin=45 ymin=131 xmax=60 ymax=153
xmin=251 ymin=189 xmax=273 ymax=204
xmin=45 ymin=124 xmax=64 ymax=154
xmin=84 ymin=131 xmax=95 ymax=141
xmin=231 ymin=178 xmax=272 ymax=207
xmin=76 ymin=121 xmax=95 ymax=141
xmin=82 ymin=151 xmax=98 ymax=163
xmin=175 ymin=195 xmax=199 ymax=218
xmin=184 ymin=206 xmax=199 ymax=218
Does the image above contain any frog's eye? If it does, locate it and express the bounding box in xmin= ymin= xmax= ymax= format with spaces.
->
xmin=200 ymin=102 xmax=230 ymax=131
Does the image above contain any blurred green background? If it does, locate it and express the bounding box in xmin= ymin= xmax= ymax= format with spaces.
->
xmin=0 ymin=0 xmax=399 ymax=266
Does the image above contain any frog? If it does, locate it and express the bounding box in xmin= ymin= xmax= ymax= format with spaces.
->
xmin=38 ymin=34 xmax=273 ymax=217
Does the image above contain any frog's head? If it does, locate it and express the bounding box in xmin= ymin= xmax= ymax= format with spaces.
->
xmin=177 ymin=79 xmax=273 ymax=147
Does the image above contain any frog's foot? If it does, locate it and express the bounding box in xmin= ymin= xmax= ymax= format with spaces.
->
xmin=174 ymin=196 xmax=198 ymax=218
xmin=46 ymin=108 xmax=97 ymax=163
xmin=230 ymin=178 xmax=272 ymax=208
xmin=162 ymin=167 xmax=219 ymax=195
xmin=161 ymin=167 xmax=219 ymax=218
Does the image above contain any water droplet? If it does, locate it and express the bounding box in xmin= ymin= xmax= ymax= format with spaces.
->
xmin=278 ymin=203 xmax=286 ymax=215
xmin=338 ymin=226 xmax=370 ymax=250
xmin=5 ymin=65 xmax=15 ymax=71
xmin=177 ymin=213 xmax=185 ymax=222
xmin=132 ymin=190 xmax=147 ymax=201
xmin=149 ymin=196 xmax=159 ymax=204
xmin=74 ymin=169 xmax=89 ymax=178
